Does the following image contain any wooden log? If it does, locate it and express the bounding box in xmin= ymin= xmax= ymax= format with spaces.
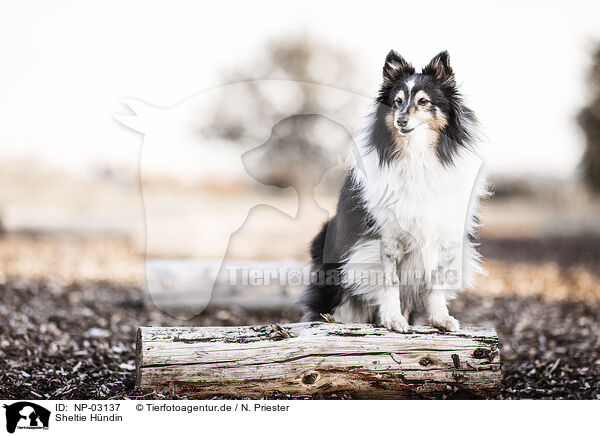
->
xmin=136 ymin=323 xmax=501 ymax=399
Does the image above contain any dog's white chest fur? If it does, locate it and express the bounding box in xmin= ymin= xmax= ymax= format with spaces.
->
xmin=336 ymin=129 xmax=486 ymax=324
xmin=363 ymin=132 xmax=481 ymax=269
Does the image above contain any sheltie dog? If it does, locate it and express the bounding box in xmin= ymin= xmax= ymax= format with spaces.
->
xmin=301 ymin=50 xmax=487 ymax=331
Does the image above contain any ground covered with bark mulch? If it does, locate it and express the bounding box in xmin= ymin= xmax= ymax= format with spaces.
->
xmin=1 ymin=277 xmax=599 ymax=400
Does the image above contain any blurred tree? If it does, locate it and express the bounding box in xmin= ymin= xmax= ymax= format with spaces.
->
xmin=578 ymin=46 xmax=600 ymax=193
xmin=205 ymin=36 xmax=363 ymax=192
xmin=242 ymin=114 xmax=351 ymax=194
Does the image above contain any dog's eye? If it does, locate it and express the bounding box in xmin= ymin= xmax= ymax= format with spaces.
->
xmin=395 ymin=99 xmax=403 ymax=106
xmin=418 ymin=98 xmax=430 ymax=106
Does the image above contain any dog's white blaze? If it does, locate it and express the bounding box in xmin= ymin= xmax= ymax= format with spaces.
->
xmin=405 ymin=78 xmax=415 ymax=109
xmin=344 ymin=114 xmax=487 ymax=323
xmin=394 ymin=78 xmax=418 ymax=129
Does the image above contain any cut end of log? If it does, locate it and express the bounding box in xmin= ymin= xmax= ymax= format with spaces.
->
xmin=135 ymin=322 xmax=502 ymax=399
xmin=135 ymin=327 xmax=143 ymax=390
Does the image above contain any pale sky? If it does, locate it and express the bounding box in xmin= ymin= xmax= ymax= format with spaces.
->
xmin=0 ymin=1 xmax=599 ymax=180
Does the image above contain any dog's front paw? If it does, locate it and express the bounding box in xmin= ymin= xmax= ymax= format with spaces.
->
xmin=431 ymin=315 xmax=460 ymax=332
xmin=380 ymin=313 xmax=409 ymax=332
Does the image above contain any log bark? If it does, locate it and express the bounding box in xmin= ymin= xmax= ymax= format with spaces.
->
xmin=136 ymin=322 xmax=501 ymax=399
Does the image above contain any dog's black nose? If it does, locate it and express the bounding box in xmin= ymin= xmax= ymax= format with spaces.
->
xmin=397 ymin=116 xmax=408 ymax=127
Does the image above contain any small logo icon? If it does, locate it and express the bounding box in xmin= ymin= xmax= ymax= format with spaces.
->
xmin=3 ymin=402 xmax=50 ymax=434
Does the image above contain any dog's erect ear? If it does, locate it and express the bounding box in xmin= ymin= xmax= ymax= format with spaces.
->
xmin=383 ymin=50 xmax=414 ymax=83
xmin=423 ymin=51 xmax=455 ymax=86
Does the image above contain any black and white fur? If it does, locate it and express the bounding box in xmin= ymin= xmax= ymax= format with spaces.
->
xmin=301 ymin=50 xmax=487 ymax=331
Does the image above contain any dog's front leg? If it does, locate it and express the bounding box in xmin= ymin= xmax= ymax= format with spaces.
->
xmin=427 ymin=240 xmax=462 ymax=331
xmin=377 ymin=239 xmax=408 ymax=332
xmin=428 ymin=289 xmax=459 ymax=331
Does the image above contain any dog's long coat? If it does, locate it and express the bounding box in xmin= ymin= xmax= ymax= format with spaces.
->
xmin=301 ymin=50 xmax=487 ymax=331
